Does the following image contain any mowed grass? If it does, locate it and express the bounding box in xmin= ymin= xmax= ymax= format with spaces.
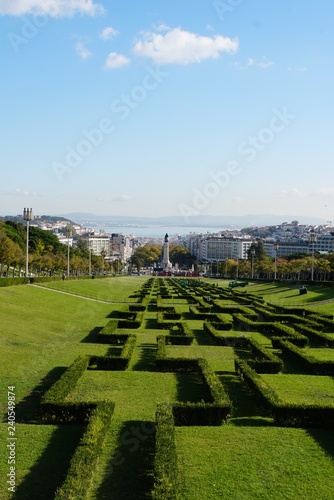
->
xmin=35 ymin=276 xmax=149 ymax=302
xmin=0 ymin=284 xmax=112 ymax=412
xmin=175 ymin=426 xmax=334 ymax=500
xmin=164 ymin=345 xmax=236 ymax=371
xmin=305 ymin=348 xmax=334 ymax=360
xmin=2 ymin=278 xmax=334 ymax=498
xmin=66 ymin=370 xmax=209 ymax=421
xmin=261 ymin=374 xmax=334 ymax=406
xmin=0 ymin=423 xmax=84 ymax=500
xmin=244 ymin=282 xmax=334 ymax=311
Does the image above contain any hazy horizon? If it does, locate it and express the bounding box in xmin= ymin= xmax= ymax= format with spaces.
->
xmin=1 ymin=1 xmax=334 ymax=220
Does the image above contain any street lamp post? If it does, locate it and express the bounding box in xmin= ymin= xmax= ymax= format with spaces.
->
xmin=89 ymin=246 xmax=92 ymax=276
xmin=66 ymin=226 xmax=72 ymax=277
xmin=310 ymin=232 xmax=317 ymax=281
xmin=236 ymin=258 xmax=239 ymax=278
xmin=251 ymin=247 xmax=255 ymax=279
xmin=101 ymin=249 xmax=106 ymax=275
xmin=274 ymin=243 xmax=279 ymax=280
xmin=23 ymin=208 xmax=33 ymax=278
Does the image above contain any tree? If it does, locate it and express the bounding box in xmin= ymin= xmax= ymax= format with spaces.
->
xmin=169 ymin=246 xmax=196 ymax=267
xmin=130 ymin=244 xmax=162 ymax=270
xmin=247 ymin=239 xmax=266 ymax=260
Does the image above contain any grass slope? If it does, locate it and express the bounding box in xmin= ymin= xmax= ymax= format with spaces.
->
xmin=1 ymin=277 xmax=334 ymax=499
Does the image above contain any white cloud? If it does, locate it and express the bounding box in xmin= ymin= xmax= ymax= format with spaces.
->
xmin=132 ymin=27 xmax=239 ymax=65
xmin=247 ymin=56 xmax=274 ymax=68
xmin=100 ymin=26 xmax=118 ymax=40
xmin=0 ymin=0 xmax=105 ymax=18
xmin=114 ymin=194 xmax=130 ymax=202
xmin=152 ymin=23 xmax=170 ymax=32
xmin=233 ymin=56 xmax=274 ymax=70
xmin=75 ymin=41 xmax=92 ymax=60
xmin=277 ymin=188 xmax=307 ymax=199
xmin=1 ymin=188 xmax=40 ymax=197
xmin=104 ymin=52 xmax=130 ymax=69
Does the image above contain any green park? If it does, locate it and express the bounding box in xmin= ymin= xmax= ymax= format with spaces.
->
xmin=1 ymin=273 xmax=334 ymax=499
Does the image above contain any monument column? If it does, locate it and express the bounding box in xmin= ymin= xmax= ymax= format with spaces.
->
xmin=162 ymin=233 xmax=171 ymax=270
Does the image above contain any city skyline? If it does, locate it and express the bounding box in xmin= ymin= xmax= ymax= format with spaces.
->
xmin=1 ymin=1 xmax=334 ymax=220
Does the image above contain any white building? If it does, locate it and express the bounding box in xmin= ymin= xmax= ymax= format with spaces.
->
xmin=88 ymin=236 xmax=110 ymax=258
xmin=183 ymin=235 xmax=253 ymax=261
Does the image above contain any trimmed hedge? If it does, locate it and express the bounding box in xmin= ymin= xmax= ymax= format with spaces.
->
xmin=246 ymin=338 xmax=283 ymax=373
xmin=275 ymin=339 xmax=334 ymax=375
xmin=172 ymin=359 xmax=232 ymax=426
xmin=152 ymin=403 xmax=177 ymax=500
xmin=235 ymin=358 xmax=334 ymax=428
xmin=41 ymin=355 xmax=91 ymax=422
xmin=216 ymin=304 xmax=258 ymax=319
xmin=55 ymin=401 xmax=115 ymax=499
xmin=89 ymin=335 xmax=136 ymax=370
xmin=234 ymin=314 xmax=308 ymax=347
xmin=97 ymin=320 xmax=119 ymax=343
xmin=156 ymin=338 xmax=232 ymax=425
xmin=293 ymin=324 xmax=334 ymax=348
xmin=203 ymin=321 xmax=246 ymax=347
xmin=0 ymin=277 xmax=28 ymax=287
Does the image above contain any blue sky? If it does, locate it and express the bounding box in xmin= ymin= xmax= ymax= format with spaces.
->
xmin=1 ymin=0 xmax=334 ymax=220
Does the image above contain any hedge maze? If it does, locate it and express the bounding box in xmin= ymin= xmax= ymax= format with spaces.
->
xmin=8 ymin=277 xmax=334 ymax=498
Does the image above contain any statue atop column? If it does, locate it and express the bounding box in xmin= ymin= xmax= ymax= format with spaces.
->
xmin=162 ymin=233 xmax=171 ymax=270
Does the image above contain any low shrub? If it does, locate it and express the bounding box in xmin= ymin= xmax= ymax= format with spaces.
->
xmin=275 ymin=339 xmax=334 ymax=375
xmin=55 ymin=401 xmax=115 ymax=499
xmin=0 ymin=277 xmax=28 ymax=287
xmin=152 ymin=403 xmax=177 ymax=500
xmin=293 ymin=324 xmax=334 ymax=347
xmin=97 ymin=320 xmax=118 ymax=343
xmin=235 ymin=358 xmax=334 ymax=427
xmin=247 ymin=338 xmax=283 ymax=373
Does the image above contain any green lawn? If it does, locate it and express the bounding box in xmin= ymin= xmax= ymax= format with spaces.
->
xmin=0 ymin=285 xmax=112 ymax=415
xmin=244 ymin=282 xmax=334 ymax=311
xmin=0 ymin=423 xmax=84 ymax=500
xmin=261 ymin=374 xmax=334 ymax=405
xmin=1 ymin=277 xmax=334 ymax=499
xmin=304 ymin=348 xmax=334 ymax=361
xmin=175 ymin=426 xmax=334 ymax=500
xmin=164 ymin=345 xmax=236 ymax=371
xmin=35 ymin=276 xmax=150 ymax=302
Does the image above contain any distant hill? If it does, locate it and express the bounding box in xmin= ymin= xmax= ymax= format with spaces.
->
xmin=59 ymin=213 xmax=326 ymax=228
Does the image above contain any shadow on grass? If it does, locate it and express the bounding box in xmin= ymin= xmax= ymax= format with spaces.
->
xmin=81 ymin=326 xmax=103 ymax=343
xmin=276 ymin=351 xmax=309 ymax=375
xmin=108 ymin=310 xmax=121 ymax=318
xmin=12 ymin=367 xmax=67 ymax=424
xmin=13 ymin=424 xmax=84 ymax=500
xmin=131 ymin=343 xmax=157 ymax=371
xmin=308 ymin=428 xmax=334 ymax=460
xmin=218 ymin=372 xmax=272 ymax=424
xmin=145 ymin=318 xmax=158 ymax=329
xmin=96 ymin=420 xmax=155 ymax=500
xmin=175 ymin=372 xmax=211 ymax=403
xmin=192 ymin=328 xmax=216 ymax=346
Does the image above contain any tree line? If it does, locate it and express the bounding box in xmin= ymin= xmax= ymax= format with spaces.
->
xmin=0 ymin=221 xmax=123 ymax=277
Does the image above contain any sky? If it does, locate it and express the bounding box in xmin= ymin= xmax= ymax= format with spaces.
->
xmin=1 ymin=0 xmax=334 ymax=221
